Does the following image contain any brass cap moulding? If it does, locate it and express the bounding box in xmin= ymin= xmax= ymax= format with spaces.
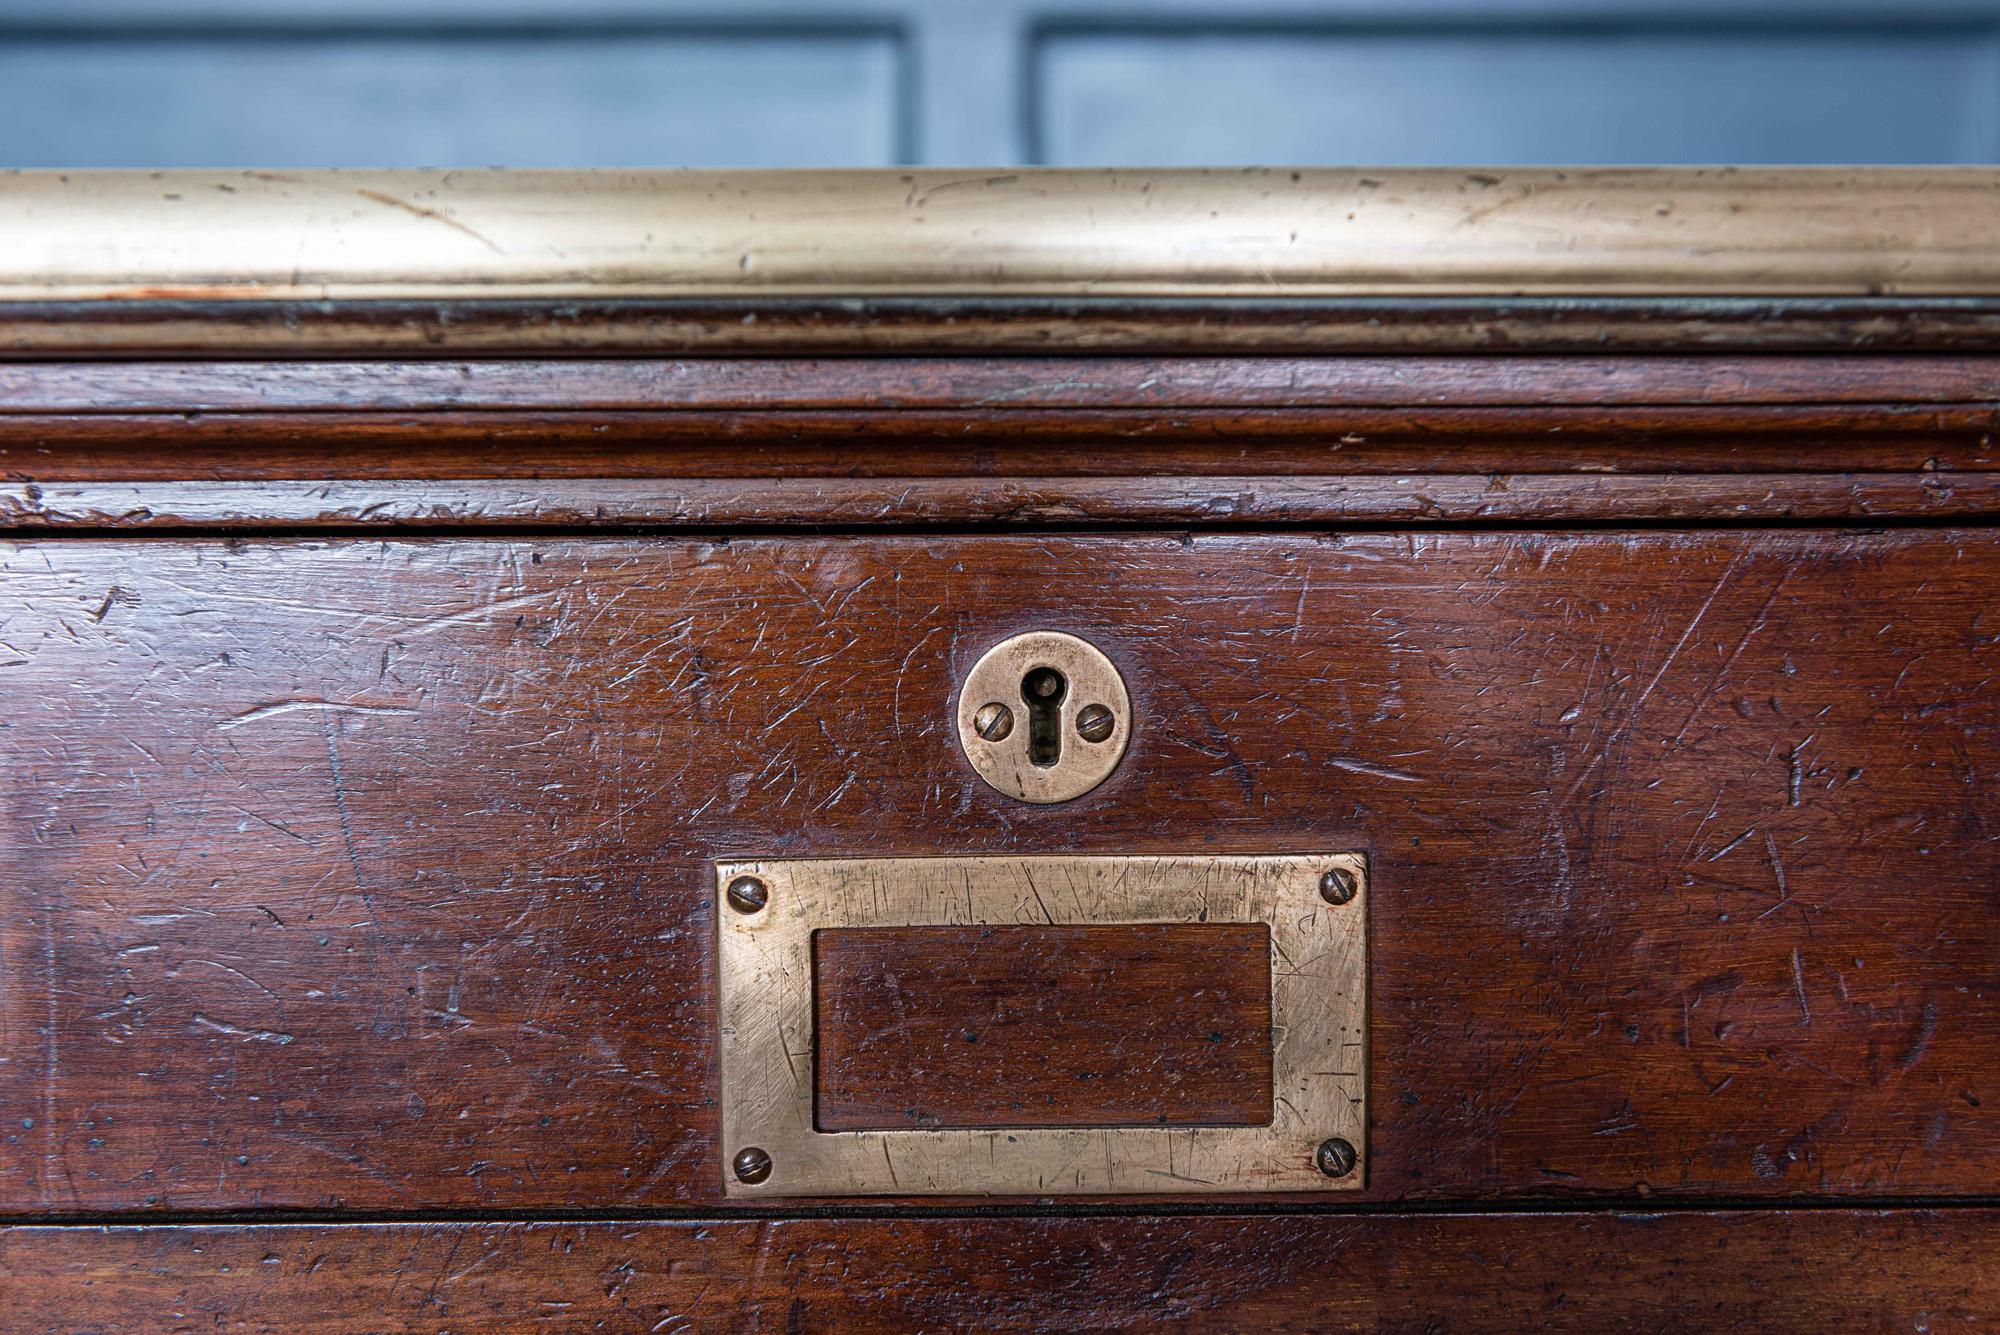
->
xmin=3 ymin=167 xmax=1998 ymax=304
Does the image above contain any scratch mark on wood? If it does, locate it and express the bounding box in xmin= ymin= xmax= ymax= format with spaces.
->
xmin=1897 ymin=999 xmax=1939 ymax=1072
xmin=1790 ymin=949 xmax=1812 ymax=1027
xmin=191 ymin=1013 xmax=295 ymax=1045
xmin=1788 ymin=735 xmax=1815 ymax=807
xmin=219 ymin=699 xmax=418 ymax=730
xmin=1326 ymin=756 xmax=1426 ymax=783
xmin=319 ymin=712 xmax=386 ymax=946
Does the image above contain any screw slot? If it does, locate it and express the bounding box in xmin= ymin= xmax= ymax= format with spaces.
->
xmin=733 ymin=1146 xmax=773 ymax=1184
xmin=1075 ymin=703 xmax=1116 ymax=743
xmin=973 ymin=702 xmax=1013 ymax=741
xmin=725 ymin=875 xmax=769 ymax=915
xmin=1315 ymin=1137 xmax=1358 ymax=1178
xmin=1318 ymin=867 xmax=1359 ymax=905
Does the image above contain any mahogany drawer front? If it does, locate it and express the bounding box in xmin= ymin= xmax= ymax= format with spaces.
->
xmin=2 ymin=530 xmax=1992 ymax=1213
xmin=9 ymin=1212 xmax=1999 ymax=1333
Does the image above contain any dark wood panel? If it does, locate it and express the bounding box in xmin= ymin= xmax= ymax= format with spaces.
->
xmin=6 ymin=354 xmax=2000 ymax=413
xmin=5 ymin=406 xmax=1999 ymax=481
xmin=10 ymin=296 xmax=2000 ymax=357
xmin=5 ymin=1210 xmax=1996 ymax=1332
xmin=1 ymin=533 xmax=1994 ymax=1210
xmin=813 ymin=924 xmax=1273 ymax=1131
xmin=6 ymin=471 xmax=1998 ymax=529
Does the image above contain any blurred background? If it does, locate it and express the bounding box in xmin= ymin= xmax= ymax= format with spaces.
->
xmin=2 ymin=0 xmax=1995 ymax=167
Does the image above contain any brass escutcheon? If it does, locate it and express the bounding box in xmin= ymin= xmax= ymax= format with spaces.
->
xmin=957 ymin=631 xmax=1131 ymax=803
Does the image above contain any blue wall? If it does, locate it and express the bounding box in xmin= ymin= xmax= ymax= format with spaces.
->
xmin=3 ymin=1 xmax=1995 ymax=166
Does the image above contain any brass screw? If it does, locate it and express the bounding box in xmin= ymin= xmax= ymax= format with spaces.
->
xmin=733 ymin=1146 xmax=773 ymax=1184
xmin=973 ymin=702 xmax=1014 ymax=741
xmin=1319 ymin=867 xmax=1359 ymax=905
xmin=1075 ymin=703 xmax=1116 ymax=743
xmin=725 ymin=875 xmax=769 ymax=915
xmin=1315 ymin=1137 xmax=1358 ymax=1178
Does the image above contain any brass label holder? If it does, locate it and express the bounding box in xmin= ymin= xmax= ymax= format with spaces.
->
xmin=716 ymin=854 xmax=1368 ymax=1197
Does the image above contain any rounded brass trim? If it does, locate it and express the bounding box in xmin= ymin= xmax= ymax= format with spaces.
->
xmin=4 ymin=167 xmax=1998 ymax=306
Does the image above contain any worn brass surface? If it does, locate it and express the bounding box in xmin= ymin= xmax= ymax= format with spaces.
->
xmin=715 ymin=853 xmax=1368 ymax=1198
xmin=4 ymin=168 xmax=1998 ymax=304
xmin=957 ymin=631 xmax=1131 ymax=804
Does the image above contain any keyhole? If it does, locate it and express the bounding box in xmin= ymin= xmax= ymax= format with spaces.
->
xmin=1021 ymin=666 xmax=1068 ymax=768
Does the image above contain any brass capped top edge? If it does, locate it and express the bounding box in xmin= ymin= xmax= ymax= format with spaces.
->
xmin=4 ymin=166 xmax=1999 ymax=303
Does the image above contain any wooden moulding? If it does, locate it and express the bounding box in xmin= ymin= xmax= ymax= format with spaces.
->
xmin=13 ymin=296 xmax=2000 ymax=355
xmin=3 ymin=169 xmax=2000 ymax=353
xmin=0 ymin=353 xmax=1997 ymax=528
xmin=7 ymin=354 xmax=2000 ymax=412
xmin=6 ymin=1211 xmax=1997 ymax=1332
xmin=6 ymin=474 xmax=1996 ymax=530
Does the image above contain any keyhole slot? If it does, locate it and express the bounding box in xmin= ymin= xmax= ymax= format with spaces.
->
xmin=1021 ymin=666 xmax=1068 ymax=768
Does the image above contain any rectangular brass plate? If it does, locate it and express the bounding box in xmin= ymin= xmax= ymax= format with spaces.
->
xmin=716 ymin=854 xmax=1367 ymax=1197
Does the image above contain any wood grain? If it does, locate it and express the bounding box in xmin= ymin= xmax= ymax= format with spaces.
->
xmin=5 ymin=473 xmax=1998 ymax=530
xmin=1 ymin=532 xmax=1992 ymax=1211
xmin=5 ymin=1210 xmax=1996 ymax=1332
xmin=2 ymin=355 xmax=1994 ymax=528
xmin=7 ymin=354 xmax=2000 ymax=413
xmin=812 ymin=924 xmax=1274 ymax=1131
xmin=5 ymin=405 xmax=1998 ymax=480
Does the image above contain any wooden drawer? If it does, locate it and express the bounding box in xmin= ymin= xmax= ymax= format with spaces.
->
xmin=8 ymin=1212 xmax=1997 ymax=1332
xmin=4 ymin=530 xmax=1992 ymax=1212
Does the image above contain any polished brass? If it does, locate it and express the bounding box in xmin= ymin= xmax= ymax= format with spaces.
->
xmin=957 ymin=631 xmax=1131 ymax=804
xmin=715 ymin=853 xmax=1369 ymax=1198
xmin=4 ymin=168 xmax=1998 ymax=307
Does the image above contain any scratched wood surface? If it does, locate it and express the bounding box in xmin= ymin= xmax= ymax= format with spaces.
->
xmin=1 ymin=355 xmax=1996 ymax=530
xmin=5 ymin=1210 xmax=1996 ymax=1333
xmin=8 ymin=405 xmax=1998 ymax=478
xmin=2 ymin=531 xmax=1992 ymax=1211
xmin=8 ymin=354 xmax=2000 ymax=411
xmin=9 ymin=473 xmax=1998 ymax=530
xmin=812 ymin=924 xmax=1274 ymax=1131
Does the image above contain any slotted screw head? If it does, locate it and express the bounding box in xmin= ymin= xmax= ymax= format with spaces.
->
xmin=733 ymin=1146 xmax=772 ymax=1184
xmin=725 ymin=875 xmax=769 ymax=915
xmin=1075 ymin=703 xmax=1116 ymax=743
xmin=1319 ymin=867 xmax=1359 ymax=905
xmin=973 ymin=702 xmax=1014 ymax=741
xmin=1315 ymin=1137 xmax=1358 ymax=1178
